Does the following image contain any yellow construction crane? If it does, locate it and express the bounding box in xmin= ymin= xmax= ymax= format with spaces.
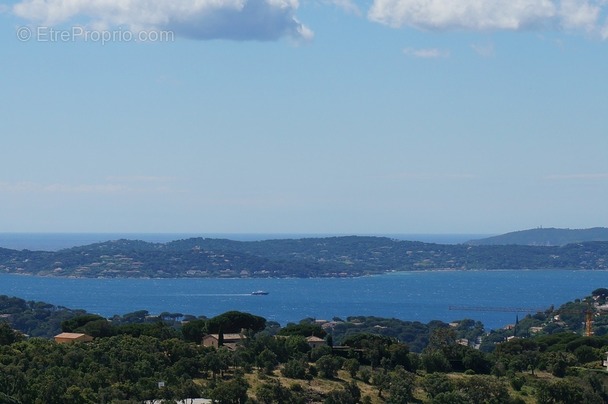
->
xmin=554 ymin=306 xmax=595 ymax=337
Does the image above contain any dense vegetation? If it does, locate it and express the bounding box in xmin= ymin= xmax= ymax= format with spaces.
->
xmin=2 ymin=290 xmax=608 ymax=402
xmin=1 ymin=236 xmax=608 ymax=278
xmin=330 ymin=316 xmax=485 ymax=353
xmin=0 ymin=295 xmax=89 ymax=338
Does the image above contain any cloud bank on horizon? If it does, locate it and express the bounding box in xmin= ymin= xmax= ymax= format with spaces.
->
xmin=369 ymin=0 xmax=608 ymax=38
xmin=11 ymin=0 xmax=608 ymax=41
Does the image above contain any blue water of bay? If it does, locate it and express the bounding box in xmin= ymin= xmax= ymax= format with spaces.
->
xmin=0 ymin=270 xmax=606 ymax=330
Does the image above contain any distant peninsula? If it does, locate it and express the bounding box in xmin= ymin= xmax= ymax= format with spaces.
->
xmin=1 ymin=233 xmax=608 ymax=278
xmin=467 ymin=227 xmax=608 ymax=246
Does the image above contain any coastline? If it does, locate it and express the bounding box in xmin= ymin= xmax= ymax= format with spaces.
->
xmin=2 ymin=266 xmax=607 ymax=280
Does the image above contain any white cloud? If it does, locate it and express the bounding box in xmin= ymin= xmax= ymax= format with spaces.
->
xmin=43 ymin=183 xmax=128 ymax=193
xmin=369 ymin=0 xmax=608 ymax=38
xmin=403 ymin=47 xmax=450 ymax=58
xmin=105 ymin=175 xmax=175 ymax=183
xmin=369 ymin=0 xmax=556 ymax=30
xmin=324 ymin=0 xmax=362 ymax=15
xmin=0 ymin=180 xmax=179 ymax=194
xmin=0 ymin=181 xmax=126 ymax=194
xmin=12 ymin=0 xmax=312 ymax=41
xmin=0 ymin=182 xmax=38 ymax=193
xmin=471 ymin=41 xmax=495 ymax=57
xmin=369 ymin=172 xmax=477 ymax=180
xmin=544 ymin=173 xmax=608 ymax=180
xmin=559 ymin=0 xmax=601 ymax=30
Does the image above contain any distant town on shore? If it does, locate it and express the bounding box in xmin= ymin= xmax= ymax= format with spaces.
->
xmin=1 ymin=227 xmax=608 ymax=278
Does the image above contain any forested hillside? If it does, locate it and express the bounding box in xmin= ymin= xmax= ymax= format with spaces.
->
xmin=468 ymin=227 xmax=608 ymax=246
xmin=1 ymin=236 xmax=608 ymax=278
xmin=2 ymin=290 xmax=608 ymax=403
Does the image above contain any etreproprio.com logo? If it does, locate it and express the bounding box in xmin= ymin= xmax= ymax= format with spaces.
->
xmin=16 ymin=26 xmax=175 ymax=45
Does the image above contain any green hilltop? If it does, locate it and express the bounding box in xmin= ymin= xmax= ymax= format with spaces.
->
xmin=467 ymin=227 xmax=608 ymax=246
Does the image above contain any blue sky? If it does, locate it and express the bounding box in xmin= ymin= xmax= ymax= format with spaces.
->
xmin=1 ymin=0 xmax=607 ymax=235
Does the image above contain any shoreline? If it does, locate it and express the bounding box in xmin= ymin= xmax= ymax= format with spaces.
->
xmin=1 ymin=267 xmax=607 ymax=280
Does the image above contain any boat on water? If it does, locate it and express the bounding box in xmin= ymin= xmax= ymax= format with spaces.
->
xmin=251 ymin=290 xmax=269 ymax=295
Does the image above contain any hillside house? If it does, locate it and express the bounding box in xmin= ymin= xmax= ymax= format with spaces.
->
xmin=54 ymin=332 xmax=94 ymax=344
xmin=306 ymin=336 xmax=326 ymax=349
xmin=202 ymin=333 xmax=247 ymax=350
xmin=456 ymin=338 xmax=469 ymax=347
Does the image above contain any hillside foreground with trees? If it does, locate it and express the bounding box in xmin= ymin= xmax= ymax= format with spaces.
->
xmin=2 ymin=289 xmax=608 ymax=403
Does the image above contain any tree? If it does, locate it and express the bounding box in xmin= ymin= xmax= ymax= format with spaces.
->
xmin=257 ymin=348 xmax=278 ymax=375
xmin=325 ymin=384 xmax=360 ymax=404
xmin=218 ymin=328 xmax=225 ymax=347
xmin=358 ymin=368 xmax=371 ymax=384
xmin=281 ymin=359 xmax=308 ymax=379
xmin=494 ymin=338 xmax=541 ymax=374
xmin=586 ymin=373 xmax=608 ymax=403
xmin=119 ymin=310 xmax=150 ymax=324
xmin=386 ymin=368 xmax=415 ymax=403
xmin=454 ymin=375 xmax=510 ymax=404
xmin=62 ymin=385 xmax=95 ymax=404
xmin=78 ymin=319 xmax=114 ymax=338
xmin=209 ymin=377 xmax=249 ymax=404
xmin=115 ymin=321 xmax=179 ymax=340
xmin=432 ymin=391 xmax=470 ymax=404
xmin=202 ymin=349 xmax=229 ymax=379
xmin=256 ymin=380 xmax=295 ymax=404
xmin=207 ymin=311 xmax=266 ymax=334
xmin=181 ymin=319 xmax=207 ymax=343
xmin=421 ymin=350 xmax=451 ymax=373
xmin=422 ymin=372 xmax=453 ymax=399
xmin=345 ymin=381 xmax=361 ymax=403
xmin=343 ymin=358 xmax=360 ymax=378
xmin=0 ymin=365 xmax=26 ymax=400
xmin=278 ymin=323 xmax=327 ymax=338
xmin=0 ymin=392 xmax=21 ymax=404
xmin=491 ymin=360 xmax=507 ymax=379
xmin=316 ymin=355 xmax=343 ymax=379
xmin=341 ymin=334 xmax=394 ymax=368
xmin=427 ymin=327 xmax=456 ymax=350
xmin=388 ymin=343 xmax=411 ymax=370
xmin=0 ymin=322 xmax=22 ymax=346
xmin=462 ymin=347 xmax=492 ymax=374
xmin=284 ymin=335 xmax=311 ymax=358
xmin=573 ymin=344 xmax=597 ymax=364
xmin=371 ymin=371 xmax=391 ymax=399
xmin=545 ymin=351 xmax=577 ymax=378
xmin=61 ymin=314 xmax=107 ymax=332
xmin=522 ymin=349 xmax=541 ymax=375
xmin=536 ymin=379 xmax=587 ymax=404
xmin=309 ymin=345 xmax=333 ymax=362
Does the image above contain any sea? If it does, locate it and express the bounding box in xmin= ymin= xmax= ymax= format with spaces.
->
xmin=0 ymin=233 xmax=606 ymax=330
